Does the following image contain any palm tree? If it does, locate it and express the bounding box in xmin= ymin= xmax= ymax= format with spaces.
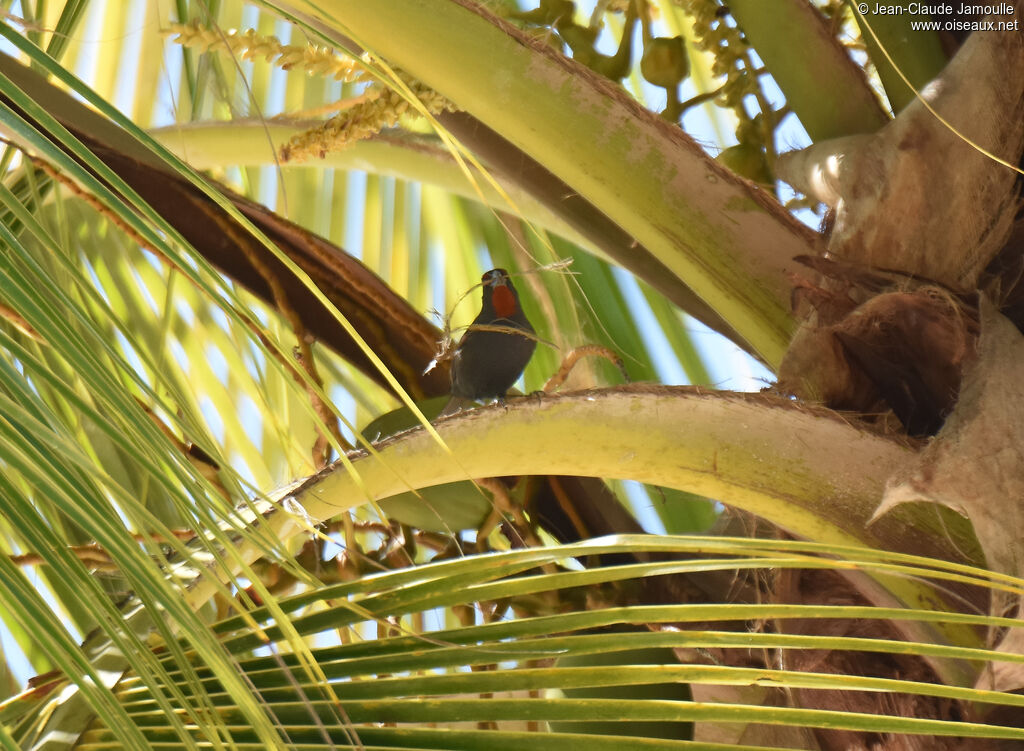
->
xmin=0 ymin=0 xmax=1022 ymax=748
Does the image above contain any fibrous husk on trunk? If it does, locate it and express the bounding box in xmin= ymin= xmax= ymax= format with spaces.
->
xmin=779 ymin=285 xmax=977 ymax=436
xmin=777 ymin=16 xmax=1024 ymax=437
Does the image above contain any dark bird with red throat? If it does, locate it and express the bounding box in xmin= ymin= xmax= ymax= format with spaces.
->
xmin=442 ymin=268 xmax=536 ymax=414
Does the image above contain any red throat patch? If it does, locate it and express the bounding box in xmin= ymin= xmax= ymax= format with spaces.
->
xmin=491 ymin=285 xmax=516 ymax=318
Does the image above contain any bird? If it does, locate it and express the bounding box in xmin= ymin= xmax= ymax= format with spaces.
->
xmin=441 ymin=268 xmax=536 ymax=415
